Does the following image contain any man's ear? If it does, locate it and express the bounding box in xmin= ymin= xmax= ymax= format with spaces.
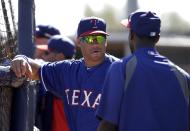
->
xmin=155 ymin=35 xmax=160 ymax=43
xmin=130 ymin=30 xmax=135 ymax=40
xmin=55 ymin=53 xmax=65 ymax=60
xmin=76 ymin=38 xmax=81 ymax=47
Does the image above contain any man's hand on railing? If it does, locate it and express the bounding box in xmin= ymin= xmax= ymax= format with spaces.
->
xmin=0 ymin=65 xmax=26 ymax=87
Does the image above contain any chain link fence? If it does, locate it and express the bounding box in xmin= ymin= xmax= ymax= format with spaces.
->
xmin=0 ymin=0 xmax=17 ymax=130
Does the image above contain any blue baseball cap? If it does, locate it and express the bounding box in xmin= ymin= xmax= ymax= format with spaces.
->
xmin=36 ymin=35 xmax=76 ymax=58
xmin=121 ymin=10 xmax=161 ymax=37
xmin=35 ymin=25 xmax=61 ymax=38
xmin=77 ymin=16 xmax=109 ymax=37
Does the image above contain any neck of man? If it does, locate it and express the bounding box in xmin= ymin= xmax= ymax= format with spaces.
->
xmin=136 ymin=42 xmax=155 ymax=50
xmin=135 ymin=36 xmax=157 ymax=50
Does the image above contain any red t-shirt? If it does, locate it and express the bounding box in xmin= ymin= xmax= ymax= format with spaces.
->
xmin=52 ymin=98 xmax=69 ymax=131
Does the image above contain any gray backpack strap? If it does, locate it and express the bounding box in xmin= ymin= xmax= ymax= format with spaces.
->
xmin=172 ymin=66 xmax=189 ymax=105
xmin=125 ymin=56 xmax=137 ymax=91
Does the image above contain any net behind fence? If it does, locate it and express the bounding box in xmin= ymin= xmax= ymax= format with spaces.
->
xmin=0 ymin=0 xmax=17 ymax=59
xmin=0 ymin=0 xmax=17 ymax=131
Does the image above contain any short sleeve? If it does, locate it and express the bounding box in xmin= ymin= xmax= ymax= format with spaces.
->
xmin=40 ymin=61 xmax=68 ymax=97
xmin=187 ymin=75 xmax=190 ymax=128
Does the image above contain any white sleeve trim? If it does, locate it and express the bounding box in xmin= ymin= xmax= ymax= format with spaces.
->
xmin=40 ymin=65 xmax=48 ymax=91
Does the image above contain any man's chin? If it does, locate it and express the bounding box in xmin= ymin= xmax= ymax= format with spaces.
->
xmin=90 ymin=52 xmax=104 ymax=60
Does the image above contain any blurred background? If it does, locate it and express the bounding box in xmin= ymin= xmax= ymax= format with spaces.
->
xmin=34 ymin=0 xmax=190 ymax=36
xmin=32 ymin=0 xmax=190 ymax=72
xmin=36 ymin=0 xmax=190 ymax=72
xmin=1 ymin=0 xmax=190 ymax=72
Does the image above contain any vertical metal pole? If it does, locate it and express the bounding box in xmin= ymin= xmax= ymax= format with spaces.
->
xmin=125 ymin=0 xmax=139 ymax=56
xmin=126 ymin=0 xmax=139 ymax=16
xmin=18 ymin=0 xmax=34 ymax=57
xmin=10 ymin=0 xmax=35 ymax=131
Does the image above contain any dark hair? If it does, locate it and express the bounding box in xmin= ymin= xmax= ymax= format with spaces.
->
xmin=64 ymin=55 xmax=73 ymax=59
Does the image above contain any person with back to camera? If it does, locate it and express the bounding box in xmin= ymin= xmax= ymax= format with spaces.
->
xmin=96 ymin=9 xmax=190 ymax=131
xmin=10 ymin=16 xmax=119 ymax=131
